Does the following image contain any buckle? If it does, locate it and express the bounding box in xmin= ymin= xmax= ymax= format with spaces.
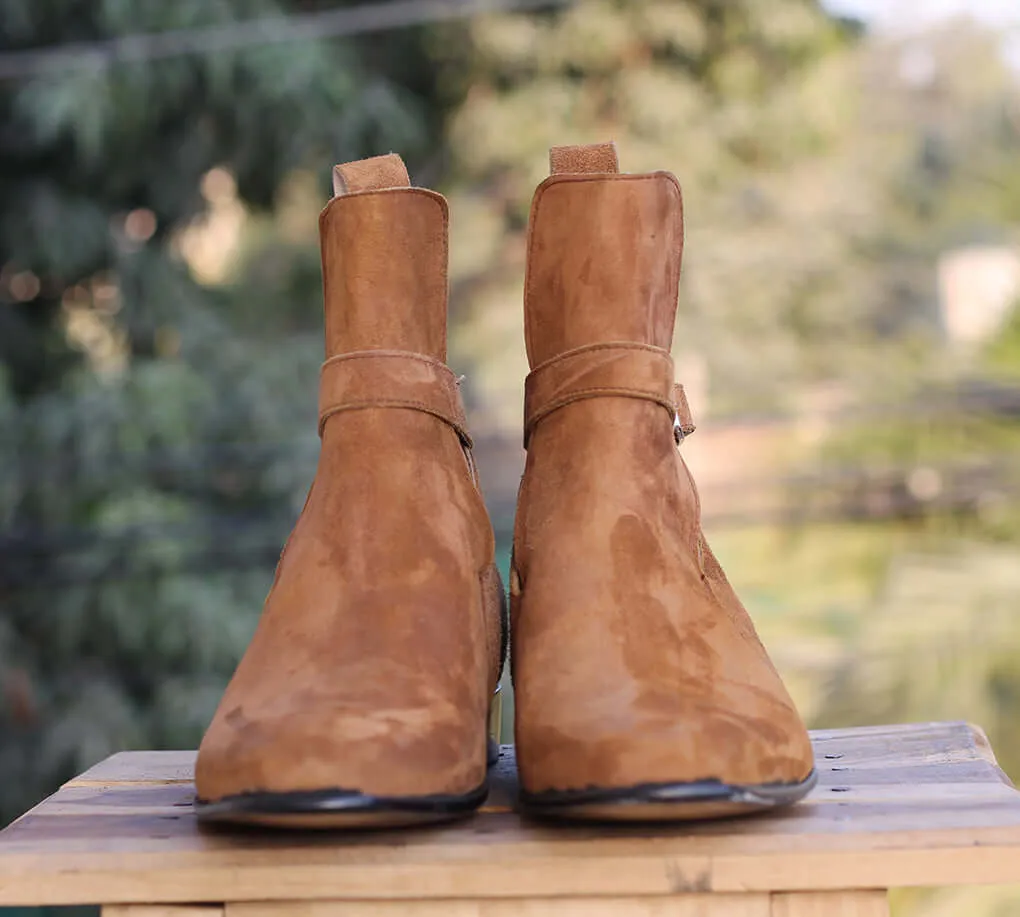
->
xmin=673 ymin=412 xmax=685 ymax=446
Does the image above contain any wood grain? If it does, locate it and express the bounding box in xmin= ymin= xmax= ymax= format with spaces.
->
xmin=771 ymin=891 xmax=889 ymax=917
xmin=229 ymin=895 xmax=772 ymax=916
xmin=103 ymin=907 xmax=224 ymax=917
xmin=0 ymin=722 xmax=1017 ymax=906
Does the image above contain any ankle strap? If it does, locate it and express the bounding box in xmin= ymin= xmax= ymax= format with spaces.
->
xmin=319 ymin=350 xmax=472 ymax=447
xmin=524 ymin=342 xmax=692 ymax=448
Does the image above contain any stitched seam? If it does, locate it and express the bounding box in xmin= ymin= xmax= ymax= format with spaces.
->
xmin=524 ymin=388 xmax=675 ymax=447
xmin=321 ymin=350 xmax=455 ymax=375
xmin=528 ymin=341 xmax=672 ymax=376
xmin=318 ymin=185 xmax=447 ymax=222
xmin=319 ymin=399 xmax=464 ymax=422
xmin=526 ymin=373 xmax=674 ymax=412
xmin=526 ymin=381 xmax=674 ymax=412
xmin=529 ymin=385 xmax=675 ymax=418
xmin=319 ymin=385 xmax=463 ymax=417
xmin=318 ymin=402 xmax=471 ymax=446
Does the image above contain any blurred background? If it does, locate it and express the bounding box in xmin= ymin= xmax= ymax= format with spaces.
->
xmin=1 ymin=0 xmax=1019 ymax=914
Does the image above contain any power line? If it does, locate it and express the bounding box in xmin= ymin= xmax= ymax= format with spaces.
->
xmin=0 ymin=0 xmax=570 ymax=81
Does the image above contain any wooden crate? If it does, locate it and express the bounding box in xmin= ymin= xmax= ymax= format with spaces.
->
xmin=2 ymin=722 xmax=1020 ymax=916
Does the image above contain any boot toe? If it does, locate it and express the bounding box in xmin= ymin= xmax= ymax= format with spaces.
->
xmin=195 ymin=701 xmax=486 ymax=804
xmin=518 ymin=702 xmax=812 ymax=796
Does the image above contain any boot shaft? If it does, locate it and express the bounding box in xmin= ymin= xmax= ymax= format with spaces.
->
xmin=519 ymin=144 xmax=687 ymax=463
xmin=524 ymin=143 xmax=684 ymax=369
xmin=319 ymin=154 xmax=448 ymax=361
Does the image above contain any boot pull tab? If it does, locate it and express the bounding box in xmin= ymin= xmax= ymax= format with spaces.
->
xmin=549 ymin=142 xmax=620 ymax=175
xmin=332 ymin=153 xmax=410 ymax=196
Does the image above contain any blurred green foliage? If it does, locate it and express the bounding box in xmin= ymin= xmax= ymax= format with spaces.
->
xmin=987 ymin=297 xmax=1020 ymax=378
xmin=0 ymin=0 xmax=462 ymax=825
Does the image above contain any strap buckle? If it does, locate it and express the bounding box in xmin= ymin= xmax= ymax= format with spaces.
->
xmin=674 ymin=412 xmax=686 ymax=446
xmin=672 ymin=382 xmax=695 ymax=446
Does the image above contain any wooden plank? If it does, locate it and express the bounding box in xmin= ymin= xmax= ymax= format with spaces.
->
xmin=1 ymin=835 xmax=1020 ymax=905
xmin=771 ymin=891 xmax=889 ymax=917
xmin=104 ymin=907 xmax=224 ymax=917
xmin=810 ymin=723 xmax=1006 ymax=774
xmin=229 ymin=896 xmax=771 ymax=917
xmin=68 ymin=752 xmax=197 ymax=787
xmin=0 ymin=723 xmax=1018 ymax=905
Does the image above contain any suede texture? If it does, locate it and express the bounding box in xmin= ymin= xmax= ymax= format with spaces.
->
xmin=524 ymin=342 xmax=675 ymax=448
xmin=332 ymin=153 xmax=410 ymax=196
xmin=318 ymin=350 xmax=471 ymax=446
xmin=321 ymin=187 xmax=449 ymax=361
xmin=550 ymin=141 xmax=619 ymax=175
xmin=511 ymin=150 xmax=814 ymax=795
xmin=523 ymin=173 xmax=681 ymax=366
xmin=196 ymin=157 xmax=501 ymax=803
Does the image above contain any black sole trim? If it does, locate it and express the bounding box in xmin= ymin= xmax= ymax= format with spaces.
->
xmin=519 ymin=768 xmax=818 ymax=822
xmin=195 ymin=780 xmax=489 ymax=829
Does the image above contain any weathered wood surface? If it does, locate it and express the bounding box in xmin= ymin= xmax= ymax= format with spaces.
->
xmin=218 ymin=890 xmax=889 ymax=916
xmin=1 ymin=722 xmax=1018 ymax=906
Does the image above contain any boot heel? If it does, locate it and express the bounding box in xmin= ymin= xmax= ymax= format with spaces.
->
xmin=487 ymin=684 xmax=504 ymax=765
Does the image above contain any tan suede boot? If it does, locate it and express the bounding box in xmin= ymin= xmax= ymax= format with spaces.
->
xmin=195 ymin=154 xmax=506 ymax=828
xmin=511 ymin=143 xmax=815 ymax=821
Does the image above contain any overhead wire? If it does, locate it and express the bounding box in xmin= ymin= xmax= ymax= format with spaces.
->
xmin=0 ymin=0 xmax=571 ymax=80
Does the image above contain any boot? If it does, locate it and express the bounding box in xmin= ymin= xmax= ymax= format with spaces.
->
xmin=195 ymin=154 xmax=506 ymax=828
xmin=511 ymin=143 xmax=815 ymax=821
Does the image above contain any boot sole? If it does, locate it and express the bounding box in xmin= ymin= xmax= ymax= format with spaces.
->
xmin=194 ymin=782 xmax=489 ymax=830
xmin=518 ymin=768 xmax=818 ymax=823
xmin=194 ymin=739 xmax=500 ymax=830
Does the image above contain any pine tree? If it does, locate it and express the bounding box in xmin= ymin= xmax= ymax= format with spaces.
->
xmin=0 ymin=0 xmax=457 ymax=824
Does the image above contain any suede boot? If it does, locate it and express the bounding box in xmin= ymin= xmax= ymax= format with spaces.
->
xmin=195 ymin=154 xmax=506 ymax=828
xmin=511 ymin=143 xmax=815 ymax=821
